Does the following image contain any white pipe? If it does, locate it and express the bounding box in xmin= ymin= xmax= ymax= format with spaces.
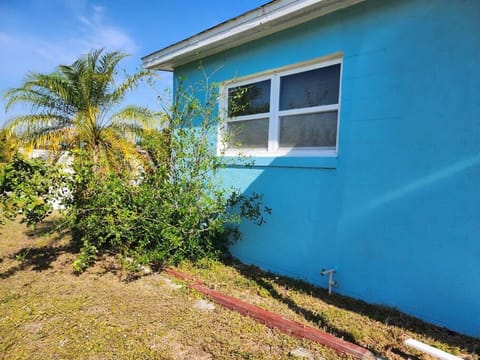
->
xmin=404 ymin=339 xmax=462 ymax=360
xmin=320 ymin=268 xmax=337 ymax=294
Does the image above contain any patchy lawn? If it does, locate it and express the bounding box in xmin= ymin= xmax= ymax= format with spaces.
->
xmin=0 ymin=218 xmax=478 ymax=359
xmin=178 ymin=261 xmax=479 ymax=360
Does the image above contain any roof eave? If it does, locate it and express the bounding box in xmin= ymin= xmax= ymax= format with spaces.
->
xmin=142 ymin=0 xmax=365 ymax=71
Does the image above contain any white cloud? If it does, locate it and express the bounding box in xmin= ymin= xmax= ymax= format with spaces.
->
xmin=76 ymin=5 xmax=137 ymax=54
xmin=92 ymin=5 xmax=106 ymax=16
xmin=0 ymin=4 xmax=137 ymax=84
xmin=0 ymin=4 xmax=139 ymax=123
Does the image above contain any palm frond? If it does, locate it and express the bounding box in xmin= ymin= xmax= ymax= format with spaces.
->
xmin=110 ymin=105 xmax=158 ymax=129
xmin=107 ymin=123 xmax=144 ymax=144
xmin=98 ymin=127 xmax=145 ymax=171
xmin=24 ymin=126 xmax=78 ymax=152
xmin=5 ymin=114 xmax=70 ymax=136
xmin=5 ymin=73 xmax=75 ymax=114
xmin=98 ymin=50 xmax=127 ymax=74
xmin=5 ymin=88 xmax=76 ymax=117
xmin=109 ymin=70 xmax=154 ymax=103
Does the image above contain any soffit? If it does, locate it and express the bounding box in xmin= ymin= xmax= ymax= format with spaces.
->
xmin=142 ymin=0 xmax=365 ymax=71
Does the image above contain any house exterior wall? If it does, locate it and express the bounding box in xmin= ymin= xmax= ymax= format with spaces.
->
xmin=174 ymin=0 xmax=480 ymax=336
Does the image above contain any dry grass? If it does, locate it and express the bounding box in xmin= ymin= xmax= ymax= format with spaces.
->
xmin=0 ymin=218 xmax=478 ymax=359
xmin=178 ymin=260 xmax=480 ymax=360
xmin=0 ymin=219 xmax=339 ymax=359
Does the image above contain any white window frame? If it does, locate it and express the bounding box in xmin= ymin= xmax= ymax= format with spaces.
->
xmin=218 ymin=56 xmax=343 ymax=157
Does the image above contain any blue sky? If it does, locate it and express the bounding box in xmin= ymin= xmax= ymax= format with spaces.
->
xmin=0 ymin=0 xmax=266 ymax=125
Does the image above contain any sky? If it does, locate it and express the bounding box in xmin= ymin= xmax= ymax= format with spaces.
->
xmin=0 ymin=0 xmax=267 ymax=125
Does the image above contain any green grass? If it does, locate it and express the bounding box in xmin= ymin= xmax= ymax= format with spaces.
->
xmin=0 ymin=218 xmax=478 ymax=359
xmin=179 ymin=258 xmax=480 ymax=359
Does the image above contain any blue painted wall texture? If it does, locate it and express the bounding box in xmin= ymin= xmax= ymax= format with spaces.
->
xmin=175 ymin=0 xmax=480 ymax=336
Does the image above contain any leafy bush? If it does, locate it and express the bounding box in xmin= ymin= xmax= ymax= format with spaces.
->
xmin=0 ymin=154 xmax=69 ymax=226
xmin=0 ymin=129 xmax=16 ymax=164
xmin=63 ymin=82 xmax=271 ymax=271
xmin=0 ymin=80 xmax=270 ymax=272
xmin=72 ymin=241 xmax=98 ymax=273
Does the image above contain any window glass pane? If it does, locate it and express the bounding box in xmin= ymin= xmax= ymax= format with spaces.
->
xmin=228 ymin=118 xmax=269 ymax=149
xmin=280 ymin=111 xmax=337 ymax=148
xmin=280 ymin=64 xmax=341 ymax=110
xmin=228 ymin=80 xmax=271 ymax=117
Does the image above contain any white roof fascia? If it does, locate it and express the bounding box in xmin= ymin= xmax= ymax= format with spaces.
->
xmin=142 ymin=0 xmax=364 ymax=71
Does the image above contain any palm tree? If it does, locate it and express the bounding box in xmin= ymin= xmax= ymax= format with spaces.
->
xmin=3 ymin=49 xmax=158 ymax=170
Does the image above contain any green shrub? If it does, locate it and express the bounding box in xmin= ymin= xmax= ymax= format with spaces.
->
xmin=72 ymin=241 xmax=98 ymax=273
xmin=0 ymin=154 xmax=69 ymax=227
xmin=64 ymin=82 xmax=270 ymax=270
xmin=0 ymin=81 xmax=270 ymax=271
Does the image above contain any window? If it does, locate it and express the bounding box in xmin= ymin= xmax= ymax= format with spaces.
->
xmin=221 ymin=58 xmax=342 ymax=157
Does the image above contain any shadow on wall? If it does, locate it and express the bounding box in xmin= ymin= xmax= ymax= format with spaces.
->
xmin=220 ymin=256 xmax=480 ymax=357
xmin=220 ymin=140 xmax=480 ymax=339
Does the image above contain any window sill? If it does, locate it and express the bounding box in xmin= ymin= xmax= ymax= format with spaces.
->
xmin=223 ymin=154 xmax=338 ymax=169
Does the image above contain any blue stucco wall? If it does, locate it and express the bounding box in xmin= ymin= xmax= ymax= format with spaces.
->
xmin=175 ymin=0 xmax=480 ymax=336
